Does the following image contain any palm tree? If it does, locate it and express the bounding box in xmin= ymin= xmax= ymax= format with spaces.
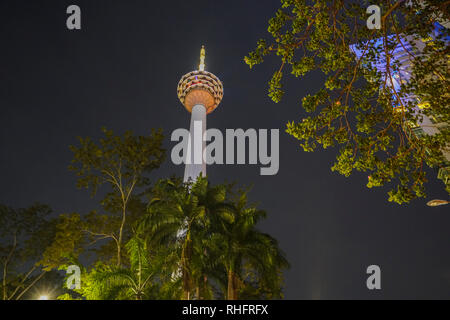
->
xmin=139 ymin=177 xmax=289 ymax=300
xmin=139 ymin=177 xmax=235 ymax=300
xmin=83 ymin=236 xmax=172 ymax=300
xmin=140 ymin=177 xmax=200 ymax=299
xmin=209 ymin=189 xmax=290 ymax=300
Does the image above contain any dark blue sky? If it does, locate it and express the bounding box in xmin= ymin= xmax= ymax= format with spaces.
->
xmin=1 ymin=0 xmax=449 ymax=299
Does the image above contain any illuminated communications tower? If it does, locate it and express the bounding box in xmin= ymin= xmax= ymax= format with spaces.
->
xmin=177 ymin=46 xmax=223 ymax=182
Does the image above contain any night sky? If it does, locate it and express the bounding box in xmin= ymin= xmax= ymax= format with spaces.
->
xmin=1 ymin=0 xmax=450 ymax=299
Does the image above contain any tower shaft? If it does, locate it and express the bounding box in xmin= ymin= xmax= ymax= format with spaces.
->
xmin=184 ymin=104 xmax=206 ymax=182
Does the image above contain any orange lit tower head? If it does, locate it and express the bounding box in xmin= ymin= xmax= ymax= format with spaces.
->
xmin=177 ymin=46 xmax=224 ymax=114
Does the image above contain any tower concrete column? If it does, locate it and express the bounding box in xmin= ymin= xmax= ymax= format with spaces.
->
xmin=184 ymin=104 xmax=206 ymax=182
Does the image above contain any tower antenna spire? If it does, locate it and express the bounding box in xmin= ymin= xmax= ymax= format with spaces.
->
xmin=199 ymin=45 xmax=206 ymax=71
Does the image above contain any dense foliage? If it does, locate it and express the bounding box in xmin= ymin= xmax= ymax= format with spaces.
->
xmin=245 ymin=0 xmax=449 ymax=203
xmin=0 ymin=204 xmax=58 ymax=300
xmin=1 ymin=129 xmax=288 ymax=300
xmin=58 ymin=177 xmax=289 ymax=300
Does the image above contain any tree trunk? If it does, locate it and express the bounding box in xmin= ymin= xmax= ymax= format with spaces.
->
xmin=201 ymin=275 xmax=208 ymax=299
xmin=232 ymin=274 xmax=239 ymax=300
xmin=227 ymin=270 xmax=235 ymax=300
xmin=195 ymin=286 xmax=200 ymax=300
xmin=182 ymin=291 xmax=190 ymax=300
xmin=227 ymin=270 xmax=239 ymax=300
xmin=181 ymin=233 xmax=192 ymax=300
xmin=116 ymin=245 xmax=121 ymax=267
xmin=117 ymin=206 xmax=127 ymax=267
xmin=3 ymin=232 xmax=17 ymax=300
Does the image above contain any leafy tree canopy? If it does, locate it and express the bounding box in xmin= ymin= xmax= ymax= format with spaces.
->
xmin=0 ymin=203 xmax=58 ymax=300
xmin=59 ymin=176 xmax=289 ymax=300
xmin=138 ymin=176 xmax=289 ymax=300
xmin=42 ymin=128 xmax=165 ymax=270
xmin=246 ymin=0 xmax=449 ymax=203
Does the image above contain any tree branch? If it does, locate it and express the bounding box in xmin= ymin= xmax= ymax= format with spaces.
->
xmin=15 ymin=270 xmax=47 ymax=300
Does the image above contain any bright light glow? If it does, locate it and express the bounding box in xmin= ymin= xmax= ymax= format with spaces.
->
xmin=427 ymin=199 xmax=449 ymax=207
xmin=38 ymin=295 xmax=49 ymax=300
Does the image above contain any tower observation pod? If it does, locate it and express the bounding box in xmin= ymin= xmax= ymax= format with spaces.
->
xmin=177 ymin=46 xmax=224 ymax=182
